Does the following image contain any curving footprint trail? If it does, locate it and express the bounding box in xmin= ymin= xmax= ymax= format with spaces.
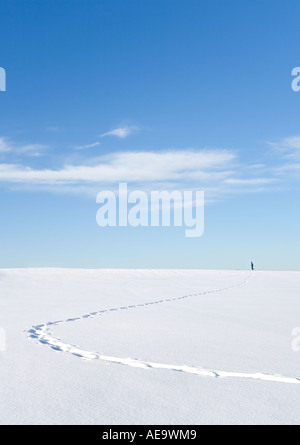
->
xmin=26 ymin=273 xmax=300 ymax=385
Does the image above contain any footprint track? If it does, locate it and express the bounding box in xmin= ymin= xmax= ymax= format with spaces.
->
xmin=25 ymin=273 xmax=300 ymax=385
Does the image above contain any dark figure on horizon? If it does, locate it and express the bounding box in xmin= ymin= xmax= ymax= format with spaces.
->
xmin=251 ymin=262 xmax=254 ymax=271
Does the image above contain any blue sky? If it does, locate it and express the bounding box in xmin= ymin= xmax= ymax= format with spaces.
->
xmin=0 ymin=0 xmax=300 ymax=270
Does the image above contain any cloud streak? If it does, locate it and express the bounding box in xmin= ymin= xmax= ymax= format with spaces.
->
xmin=0 ymin=137 xmax=47 ymax=156
xmin=268 ymin=136 xmax=300 ymax=159
xmin=99 ymin=126 xmax=138 ymax=139
xmin=0 ymin=150 xmax=235 ymax=185
xmin=225 ymin=178 xmax=276 ymax=185
xmin=75 ymin=142 xmax=101 ymax=150
xmin=1 ymin=133 xmax=292 ymax=199
xmin=0 ymin=138 xmax=11 ymax=152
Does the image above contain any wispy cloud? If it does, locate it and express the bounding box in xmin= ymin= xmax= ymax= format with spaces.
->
xmin=99 ymin=126 xmax=138 ymax=139
xmin=267 ymin=135 xmax=300 ymax=180
xmin=0 ymin=133 xmax=291 ymax=199
xmin=17 ymin=144 xmax=48 ymax=156
xmin=75 ymin=142 xmax=101 ymax=150
xmin=46 ymin=126 xmax=60 ymax=133
xmin=0 ymin=138 xmax=11 ymax=152
xmin=225 ymin=178 xmax=276 ymax=185
xmin=268 ymin=136 xmax=300 ymax=158
xmin=279 ymin=136 xmax=300 ymax=150
xmin=0 ymin=137 xmax=47 ymax=156
xmin=0 ymin=150 xmax=234 ymax=185
xmin=0 ymin=146 xmax=281 ymax=202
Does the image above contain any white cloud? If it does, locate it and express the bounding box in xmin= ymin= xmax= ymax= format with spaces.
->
xmin=0 ymin=138 xmax=11 ymax=152
xmin=0 ymin=137 xmax=47 ymax=156
xmin=0 ymin=140 xmax=283 ymax=199
xmin=0 ymin=150 xmax=235 ymax=185
xmin=225 ymin=178 xmax=276 ymax=185
xmin=268 ymin=136 xmax=300 ymax=158
xmin=273 ymin=163 xmax=300 ymax=178
xmin=46 ymin=126 xmax=60 ymax=133
xmin=281 ymin=136 xmax=300 ymax=150
xmin=266 ymin=135 xmax=300 ymax=177
xmin=75 ymin=142 xmax=101 ymax=150
xmin=99 ymin=126 xmax=138 ymax=139
xmin=17 ymin=144 xmax=48 ymax=156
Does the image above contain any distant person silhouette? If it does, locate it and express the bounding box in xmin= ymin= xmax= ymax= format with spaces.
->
xmin=251 ymin=262 xmax=254 ymax=271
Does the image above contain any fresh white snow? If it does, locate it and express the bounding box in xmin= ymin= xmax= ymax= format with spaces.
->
xmin=0 ymin=268 xmax=299 ymax=424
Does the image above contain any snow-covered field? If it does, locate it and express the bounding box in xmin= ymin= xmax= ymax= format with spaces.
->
xmin=0 ymin=268 xmax=299 ymax=425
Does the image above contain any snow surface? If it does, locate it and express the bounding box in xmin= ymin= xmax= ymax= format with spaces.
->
xmin=0 ymin=268 xmax=299 ymax=425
